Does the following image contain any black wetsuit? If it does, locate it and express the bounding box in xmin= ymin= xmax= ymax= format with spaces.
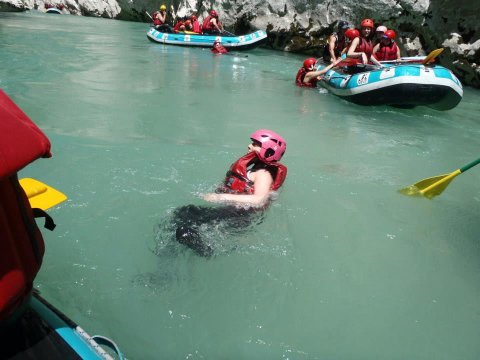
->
xmin=173 ymin=204 xmax=263 ymax=257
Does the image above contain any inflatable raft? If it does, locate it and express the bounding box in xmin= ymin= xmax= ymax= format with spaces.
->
xmin=2 ymin=291 xmax=124 ymax=359
xmin=147 ymin=28 xmax=267 ymax=50
xmin=46 ymin=7 xmax=62 ymax=13
xmin=318 ymin=62 xmax=463 ymax=110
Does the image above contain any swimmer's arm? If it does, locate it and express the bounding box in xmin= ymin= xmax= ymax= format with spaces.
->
xmin=305 ymin=59 xmax=340 ymax=82
xmin=203 ymin=169 xmax=273 ymax=206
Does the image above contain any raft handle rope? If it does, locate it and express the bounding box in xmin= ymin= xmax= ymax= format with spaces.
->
xmin=33 ymin=291 xmax=124 ymax=360
xmin=91 ymin=334 xmax=125 ymax=360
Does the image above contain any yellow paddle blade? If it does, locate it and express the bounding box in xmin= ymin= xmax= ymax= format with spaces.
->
xmin=399 ymin=169 xmax=461 ymax=199
xmin=19 ymin=178 xmax=67 ymax=210
xmin=422 ymin=48 xmax=444 ymax=64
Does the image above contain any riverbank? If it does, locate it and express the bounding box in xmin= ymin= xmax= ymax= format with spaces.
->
xmin=1 ymin=0 xmax=478 ymax=88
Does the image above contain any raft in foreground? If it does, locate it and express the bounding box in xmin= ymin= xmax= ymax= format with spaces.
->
xmin=147 ymin=28 xmax=267 ymax=50
xmin=2 ymin=291 xmax=123 ymax=359
xmin=318 ymin=62 xmax=463 ymax=110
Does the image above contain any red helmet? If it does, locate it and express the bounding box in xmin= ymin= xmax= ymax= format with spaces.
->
xmin=210 ymin=10 xmax=218 ymax=17
xmin=185 ymin=20 xmax=191 ymax=25
xmin=303 ymin=58 xmax=317 ymax=71
xmin=345 ymin=28 xmax=360 ymax=41
xmin=383 ymin=29 xmax=396 ymax=40
xmin=190 ymin=15 xmax=197 ymax=21
xmin=361 ymin=18 xmax=374 ymax=28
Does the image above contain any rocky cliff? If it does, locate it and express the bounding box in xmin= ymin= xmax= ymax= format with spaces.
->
xmin=1 ymin=0 xmax=479 ymax=88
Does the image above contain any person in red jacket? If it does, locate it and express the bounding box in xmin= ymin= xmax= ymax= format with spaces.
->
xmin=202 ymin=10 xmax=224 ymax=34
xmin=151 ymin=5 xmax=172 ymax=33
xmin=190 ymin=15 xmax=202 ymax=33
xmin=372 ymin=29 xmax=401 ymax=61
xmin=295 ymin=57 xmax=341 ymax=87
xmin=163 ymin=130 xmax=287 ymax=257
xmin=211 ymin=40 xmax=228 ymax=54
xmin=347 ymin=18 xmax=375 ymax=64
xmin=173 ymin=19 xmax=186 ymax=33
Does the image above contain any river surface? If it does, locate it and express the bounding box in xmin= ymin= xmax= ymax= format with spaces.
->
xmin=2 ymin=10 xmax=480 ymax=360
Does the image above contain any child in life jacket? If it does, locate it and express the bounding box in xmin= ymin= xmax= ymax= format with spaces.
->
xmin=372 ymin=29 xmax=401 ymax=61
xmin=165 ymin=130 xmax=288 ymax=257
xmin=151 ymin=5 xmax=172 ymax=33
xmin=189 ymin=15 xmax=202 ymax=34
xmin=211 ymin=40 xmax=228 ymax=54
xmin=173 ymin=19 xmax=186 ymax=33
xmin=347 ymin=18 xmax=375 ymax=65
xmin=203 ymin=129 xmax=287 ymax=206
xmin=296 ymin=57 xmax=342 ymax=87
xmin=202 ymin=10 xmax=224 ymax=34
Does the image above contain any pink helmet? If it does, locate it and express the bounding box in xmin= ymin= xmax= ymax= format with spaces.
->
xmin=210 ymin=10 xmax=218 ymax=17
xmin=376 ymin=25 xmax=387 ymax=33
xmin=250 ymin=129 xmax=286 ymax=163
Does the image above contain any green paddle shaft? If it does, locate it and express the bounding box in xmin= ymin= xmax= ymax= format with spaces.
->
xmin=460 ymin=157 xmax=480 ymax=173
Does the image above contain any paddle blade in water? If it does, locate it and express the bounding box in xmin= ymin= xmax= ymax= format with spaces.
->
xmin=399 ymin=174 xmax=453 ymax=199
xmin=399 ymin=171 xmax=460 ymax=199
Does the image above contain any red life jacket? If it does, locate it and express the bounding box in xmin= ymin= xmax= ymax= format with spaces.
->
xmin=355 ymin=37 xmax=374 ymax=58
xmin=0 ymin=90 xmax=51 ymax=324
xmin=202 ymin=15 xmax=221 ymax=31
xmin=192 ymin=20 xmax=202 ymax=33
xmin=295 ymin=67 xmax=317 ymax=88
xmin=221 ymin=152 xmax=287 ymax=194
xmin=374 ymin=41 xmax=398 ymax=61
xmin=212 ymin=44 xmax=228 ymax=54
xmin=152 ymin=11 xmax=164 ymax=26
xmin=173 ymin=21 xmax=185 ymax=33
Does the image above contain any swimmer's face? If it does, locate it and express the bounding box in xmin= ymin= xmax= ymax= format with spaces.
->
xmin=248 ymin=139 xmax=262 ymax=153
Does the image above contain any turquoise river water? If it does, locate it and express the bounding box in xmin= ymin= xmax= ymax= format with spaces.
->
xmin=1 ymin=10 xmax=480 ymax=360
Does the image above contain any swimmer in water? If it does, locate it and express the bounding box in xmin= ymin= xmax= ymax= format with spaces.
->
xmin=171 ymin=129 xmax=288 ymax=256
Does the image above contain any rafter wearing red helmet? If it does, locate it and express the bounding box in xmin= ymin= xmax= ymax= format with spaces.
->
xmin=372 ymin=29 xmax=401 ymax=61
xmin=189 ymin=14 xmax=202 ymax=33
xmin=295 ymin=57 xmax=342 ymax=87
xmin=347 ymin=18 xmax=382 ymax=66
xmin=202 ymin=9 xmax=224 ymax=34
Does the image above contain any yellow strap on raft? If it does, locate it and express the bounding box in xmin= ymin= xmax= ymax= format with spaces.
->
xmin=19 ymin=178 xmax=67 ymax=210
